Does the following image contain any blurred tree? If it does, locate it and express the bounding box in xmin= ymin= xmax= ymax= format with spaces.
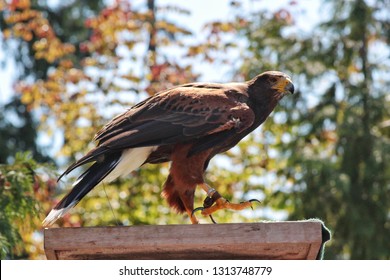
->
xmin=0 ymin=0 xmax=103 ymax=259
xmin=0 ymin=152 xmax=55 ymax=259
xmin=0 ymin=98 xmax=51 ymax=163
xmin=0 ymin=0 xmax=107 ymax=162
xmin=217 ymin=0 xmax=390 ymax=259
xmin=0 ymin=0 xmax=105 ymax=162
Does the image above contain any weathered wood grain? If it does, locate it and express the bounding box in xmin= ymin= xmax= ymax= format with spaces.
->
xmin=44 ymin=221 xmax=324 ymax=260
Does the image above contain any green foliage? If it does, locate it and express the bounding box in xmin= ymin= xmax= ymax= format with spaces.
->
xmin=0 ymin=152 xmax=54 ymax=259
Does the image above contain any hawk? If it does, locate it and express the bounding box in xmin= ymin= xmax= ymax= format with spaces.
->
xmin=43 ymin=71 xmax=294 ymax=226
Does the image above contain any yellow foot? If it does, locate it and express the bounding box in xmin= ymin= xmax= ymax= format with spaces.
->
xmin=200 ymin=196 xmax=260 ymax=216
xmin=192 ymin=184 xmax=260 ymax=223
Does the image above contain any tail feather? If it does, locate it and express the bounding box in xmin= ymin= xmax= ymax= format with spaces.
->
xmin=43 ymin=152 xmax=121 ymax=226
xmin=43 ymin=146 xmax=157 ymax=227
xmin=57 ymin=146 xmax=108 ymax=181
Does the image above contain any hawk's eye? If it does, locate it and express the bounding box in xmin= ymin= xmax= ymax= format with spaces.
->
xmin=269 ymin=77 xmax=277 ymax=83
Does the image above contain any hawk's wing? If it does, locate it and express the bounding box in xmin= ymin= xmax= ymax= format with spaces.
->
xmin=61 ymin=83 xmax=255 ymax=178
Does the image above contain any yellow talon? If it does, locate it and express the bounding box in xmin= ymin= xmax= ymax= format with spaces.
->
xmin=192 ymin=182 xmax=261 ymax=223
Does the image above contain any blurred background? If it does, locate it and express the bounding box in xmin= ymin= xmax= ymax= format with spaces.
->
xmin=0 ymin=0 xmax=389 ymax=259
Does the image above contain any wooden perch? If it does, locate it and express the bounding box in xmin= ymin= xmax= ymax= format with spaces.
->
xmin=44 ymin=220 xmax=329 ymax=260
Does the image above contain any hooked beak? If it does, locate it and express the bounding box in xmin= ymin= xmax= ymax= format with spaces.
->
xmin=272 ymin=75 xmax=295 ymax=95
xmin=285 ymin=81 xmax=294 ymax=95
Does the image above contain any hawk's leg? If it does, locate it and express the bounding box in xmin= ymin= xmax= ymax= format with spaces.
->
xmin=194 ymin=183 xmax=260 ymax=220
xmin=187 ymin=210 xmax=200 ymax=224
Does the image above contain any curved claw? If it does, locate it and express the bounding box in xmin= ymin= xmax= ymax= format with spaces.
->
xmin=248 ymin=199 xmax=261 ymax=210
xmin=192 ymin=207 xmax=218 ymax=224
xmin=239 ymin=199 xmax=261 ymax=210
xmin=209 ymin=215 xmax=217 ymax=224
xmin=191 ymin=206 xmax=204 ymax=217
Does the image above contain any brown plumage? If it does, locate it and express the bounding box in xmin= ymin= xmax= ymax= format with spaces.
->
xmin=43 ymin=71 xmax=294 ymax=226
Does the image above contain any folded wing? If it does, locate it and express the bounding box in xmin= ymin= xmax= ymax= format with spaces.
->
xmin=60 ymin=83 xmax=255 ymax=179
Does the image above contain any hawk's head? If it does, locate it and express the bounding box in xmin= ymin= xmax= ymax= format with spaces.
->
xmin=248 ymin=71 xmax=294 ymax=102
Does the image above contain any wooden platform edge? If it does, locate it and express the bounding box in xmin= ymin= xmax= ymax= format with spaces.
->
xmin=44 ymin=220 xmax=329 ymax=260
